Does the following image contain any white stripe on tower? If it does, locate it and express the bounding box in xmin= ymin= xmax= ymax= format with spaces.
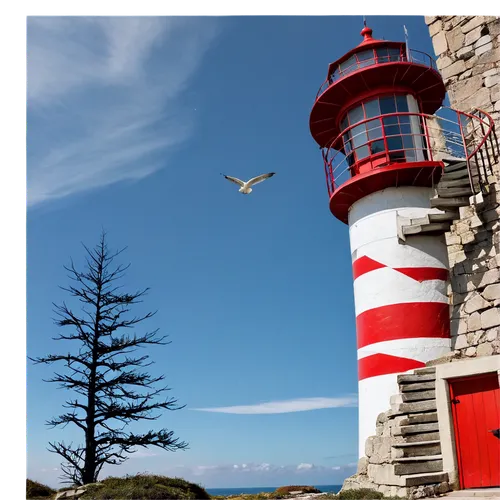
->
xmin=348 ymin=187 xmax=451 ymax=458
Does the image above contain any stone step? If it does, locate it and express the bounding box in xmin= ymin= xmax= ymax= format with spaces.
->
xmin=403 ymin=432 xmax=441 ymax=443
xmin=401 ymin=390 xmax=436 ymax=402
xmin=404 ymin=413 xmax=439 ymax=425
xmin=400 ymin=381 xmax=436 ymax=392
xmin=441 ymin=167 xmax=470 ymax=179
xmin=398 ymin=373 xmax=436 ymax=384
xmin=430 ymin=196 xmax=470 ymax=209
xmin=401 ymin=471 xmax=449 ymax=487
xmin=436 ymin=186 xmax=473 ymax=198
xmin=402 ymin=222 xmax=451 ymax=236
xmin=392 ymin=441 xmax=441 ymax=458
xmin=438 ymin=177 xmax=472 ymax=188
xmin=428 ymin=211 xmax=459 ymax=222
xmin=394 ymin=457 xmax=443 ymax=476
xmin=443 ymin=160 xmax=468 ymax=172
xmin=413 ymin=367 xmax=436 ymax=374
xmin=392 ymin=399 xmax=437 ymax=415
xmin=398 ymin=422 xmax=440 ymax=435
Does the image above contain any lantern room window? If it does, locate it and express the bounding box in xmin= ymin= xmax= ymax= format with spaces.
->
xmin=330 ymin=45 xmax=405 ymax=81
xmin=339 ymin=94 xmax=426 ymax=168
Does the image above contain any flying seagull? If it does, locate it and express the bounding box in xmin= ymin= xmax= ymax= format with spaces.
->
xmin=221 ymin=172 xmax=276 ymax=194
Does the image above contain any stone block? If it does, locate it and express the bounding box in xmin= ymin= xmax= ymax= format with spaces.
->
xmin=464 ymin=292 xmax=491 ymax=313
xmin=437 ymin=55 xmax=453 ymax=70
xmin=456 ymin=45 xmax=475 ymax=60
xmin=485 ymin=74 xmax=500 ymax=88
xmin=476 ymin=42 xmax=493 ymax=56
xmin=483 ymin=283 xmax=500 ymax=300
xmin=467 ymin=329 xmax=485 ymax=346
xmin=486 ymin=326 xmax=500 ymax=341
xmin=481 ymin=307 xmax=500 ymax=329
xmin=461 ymin=231 xmax=476 ymax=244
xmin=452 ymin=85 xmax=490 ymax=112
xmin=442 ymin=59 xmax=466 ymax=79
xmin=461 ymin=17 xmax=487 ymax=34
xmin=425 ymin=16 xmax=439 ymax=25
xmin=445 ymin=232 xmax=461 ymax=245
xmin=474 ymin=34 xmax=492 ymax=48
xmin=478 ymin=341 xmax=495 ymax=356
xmin=454 ymin=333 xmax=469 ymax=349
xmin=465 ymin=346 xmax=477 ymax=356
xmin=467 ymin=311 xmax=482 ymax=331
xmin=455 ymin=220 xmax=470 ymax=234
xmin=429 ymin=19 xmax=444 ymax=36
xmin=357 ymin=456 xmax=368 ymax=475
xmin=367 ymin=463 xmax=402 ymax=486
xmin=477 ymin=268 xmax=500 ymax=288
xmin=465 ymin=25 xmax=484 ymax=46
xmin=365 ymin=436 xmax=374 ymax=457
xmin=447 ymin=29 xmax=466 ymax=52
xmin=432 ymin=31 xmax=448 ymax=56
xmin=484 ymin=68 xmax=498 ymax=77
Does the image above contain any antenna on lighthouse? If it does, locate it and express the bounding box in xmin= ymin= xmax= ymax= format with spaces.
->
xmin=363 ymin=16 xmax=367 ymax=28
xmin=403 ymin=24 xmax=411 ymax=61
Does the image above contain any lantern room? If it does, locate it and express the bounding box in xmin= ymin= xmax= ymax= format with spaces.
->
xmin=309 ymin=25 xmax=447 ymax=223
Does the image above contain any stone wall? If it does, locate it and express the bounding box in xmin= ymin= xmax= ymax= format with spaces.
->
xmin=443 ymin=180 xmax=500 ymax=360
xmin=425 ymin=16 xmax=500 ymax=120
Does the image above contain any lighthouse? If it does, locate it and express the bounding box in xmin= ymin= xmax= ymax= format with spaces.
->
xmin=309 ymin=25 xmax=454 ymax=458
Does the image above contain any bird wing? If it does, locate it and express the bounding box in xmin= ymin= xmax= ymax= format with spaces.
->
xmin=246 ymin=172 xmax=276 ymax=187
xmin=222 ymin=174 xmax=245 ymax=187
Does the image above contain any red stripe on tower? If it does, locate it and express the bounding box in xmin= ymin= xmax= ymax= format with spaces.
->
xmin=358 ymin=353 xmax=426 ymax=380
xmin=352 ymin=255 xmax=448 ymax=282
xmin=356 ymin=301 xmax=451 ymax=349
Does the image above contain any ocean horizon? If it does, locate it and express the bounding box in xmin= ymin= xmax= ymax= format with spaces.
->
xmin=206 ymin=485 xmax=342 ymax=496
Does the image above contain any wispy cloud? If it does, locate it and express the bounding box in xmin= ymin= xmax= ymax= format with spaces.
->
xmin=191 ymin=396 xmax=358 ymax=414
xmin=27 ymin=16 xmax=218 ymax=206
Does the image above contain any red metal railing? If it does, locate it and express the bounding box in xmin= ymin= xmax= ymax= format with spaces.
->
xmin=322 ymin=107 xmax=499 ymax=198
xmin=316 ymin=48 xmax=438 ymax=100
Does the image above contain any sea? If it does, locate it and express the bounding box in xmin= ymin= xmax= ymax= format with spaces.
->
xmin=206 ymin=485 xmax=342 ymax=496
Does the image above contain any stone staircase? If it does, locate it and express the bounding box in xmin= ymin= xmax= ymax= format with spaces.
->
xmin=399 ymin=158 xmax=475 ymax=239
xmin=390 ymin=367 xmax=449 ymax=489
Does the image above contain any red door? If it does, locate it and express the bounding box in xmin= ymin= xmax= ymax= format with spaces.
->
xmin=450 ymin=372 xmax=500 ymax=489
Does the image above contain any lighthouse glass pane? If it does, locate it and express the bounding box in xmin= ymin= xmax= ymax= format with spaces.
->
xmin=380 ymin=95 xmax=397 ymax=115
xmin=364 ymin=99 xmax=380 ymax=119
xmin=339 ymin=55 xmax=357 ymax=75
xmin=387 ymin=136 xmax=404 ymax=153
xmin=351 ymin=124 xmax=368 ymax=147
xmin=355 ymin=145 xmax=370 ymax=160
xmin=395 ymin=95 xmax=409 ymax=112
xmin=388 ymin=47 xmax=401 ymax=61
xmin=348 ymin=106 xmax=364 ymax=126
xmin=376 ymin=47 xmax=389 ymax=63
xmin=357 ymin=50 xmax=374 ymax=68
xmin=367 ymin=122 xmax=383 ymax=140
xmin=371 ymin=140 xmax=385 ymax=154
xmin=403 ymin=135 xmax=415 ymax=150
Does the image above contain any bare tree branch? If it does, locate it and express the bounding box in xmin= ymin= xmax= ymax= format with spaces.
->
xmin=31 ymin=231 xmax=188 ymax=485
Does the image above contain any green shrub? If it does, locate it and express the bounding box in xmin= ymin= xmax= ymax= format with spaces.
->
xmin=337 ymin=489 xmax=384 ymax=499
xmin=26 ymin=479 xmax=56 ymax=499
xmin=271 ymin=485 xmax=321 ymax=497
xmin=80 ymin=474 xmax=210 ymax=499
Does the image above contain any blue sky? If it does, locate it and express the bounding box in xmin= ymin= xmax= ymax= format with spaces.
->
xmin=26 ymin=15 xmax=437 ymax=489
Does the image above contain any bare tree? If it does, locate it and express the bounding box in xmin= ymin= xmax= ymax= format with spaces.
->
xmin=31 ymin=232 xmax=188 ymax=485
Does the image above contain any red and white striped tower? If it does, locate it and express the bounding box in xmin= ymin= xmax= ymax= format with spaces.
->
xmin=309 ymin=25 xmax=452 ymax=457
